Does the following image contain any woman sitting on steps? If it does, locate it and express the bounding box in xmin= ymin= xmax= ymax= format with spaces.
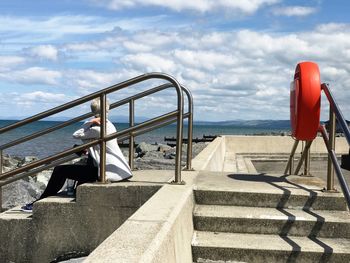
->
xmin=21 ymin=98 xmax=132 ymax=212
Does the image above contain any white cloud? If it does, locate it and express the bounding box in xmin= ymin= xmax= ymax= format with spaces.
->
xmin=14 ymin=91 xmax=67 ymax=104
xmin=174 ymin=50 xmax=238 ymax=71
xmin=50 ymin=23 xmax=350 ymax=120
xmin=2 ymin=67 xmax=62 ymax=85
xmin=0 ymin=56 xmax=26 ymax=71
xmin=0 ymin=15 xmax=116 ymax=37
xmin=90 ymin=0 xmax=280 ymax=14
xmin=121 ymin=53 xmax=176 ymax=72
xmin=26 ymin=45 xmax=59 ymax=61
xmin=2 ymin=11 xmax=350 ymax=121
xmin=272 ymin=6 xmax=317 ymax=17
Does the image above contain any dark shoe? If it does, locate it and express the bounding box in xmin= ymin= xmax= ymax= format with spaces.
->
xmin=120 ymin=175 xmax=133 ymax=182
xmin=21 ymin=203 xmax=33 ymax=213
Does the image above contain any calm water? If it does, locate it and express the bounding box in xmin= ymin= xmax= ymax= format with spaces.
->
xmin=0 ymin=120 xmax=289 ymax=158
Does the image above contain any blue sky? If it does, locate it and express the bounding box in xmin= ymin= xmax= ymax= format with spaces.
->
xmin=0 ymin=0 xmax=350 ymax=121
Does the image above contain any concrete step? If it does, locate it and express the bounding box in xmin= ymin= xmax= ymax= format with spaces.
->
xmin=0 ymin=206 xmax=34 ymax=261
xmin=194 ymin=205 xmax=350 ymax=238
xmin=192 ymin=231 xmax=350 ymax=263
xmin=194 ymin=188 xmax=347 ymax=211
xmin=194 ymin=171 xmax=348 ymax=210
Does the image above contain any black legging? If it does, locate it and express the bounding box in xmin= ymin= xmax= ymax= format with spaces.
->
xmin=38 ymin=156 xmax=98 ymax=200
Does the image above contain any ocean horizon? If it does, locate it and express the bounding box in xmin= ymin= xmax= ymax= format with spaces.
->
xmin=0 ymin=119 xmax=291 ymax=158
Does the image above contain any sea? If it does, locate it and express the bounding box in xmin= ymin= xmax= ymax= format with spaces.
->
xmin=0 ymin=120 xmax=290 ymax=159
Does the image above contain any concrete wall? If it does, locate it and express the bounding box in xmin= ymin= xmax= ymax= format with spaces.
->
xmin=0 ymin=180 xmax=163 ymax=263
xmin=3 ymin=135 xmax=346 ymax=262
xmin=225 ymin=136 xmax=349 ymax=154
xmin=192 ymin=137 xmax=225 ymax=171
xmin=84 ymin=171 xmax=196 ymax=263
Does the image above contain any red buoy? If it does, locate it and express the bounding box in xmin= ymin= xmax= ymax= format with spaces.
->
xmin=290 ymin=62 xmax=321 ymax=141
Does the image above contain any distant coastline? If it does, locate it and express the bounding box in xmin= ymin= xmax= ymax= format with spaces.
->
xmin=0 ymin=117 xmax=291 ymax=128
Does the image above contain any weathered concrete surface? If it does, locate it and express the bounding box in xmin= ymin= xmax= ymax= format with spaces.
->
xmin=192 ymin=137 xmax=225 ymax=171
xmin=194 ymin=171 xmax=347 ymax=210
xmin=84 ymin=170 xmax=197 ymax=263
xmin=0 ymin=170 xmax=173 ymax=263
xmin=192 ymin=170 xmax=350 ymax=263
xmin=194 ymin=204 xmax=350 ymax=238
xmin=192 ymin=231 xmax=350 ymax=263
xmin=0 ymin=209 xmax=34 ymax=262
xmin=2 ymin=135 xmax=348 ymax=262
xmin=225 ymin=135 xmax=348 ymax=154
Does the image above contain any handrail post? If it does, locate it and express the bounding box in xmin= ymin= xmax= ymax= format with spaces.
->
xmin=303 ymin=146 xmax=311 ymax=176
xmin=174 ymin=81 xmax=184 ymax=184
xmin=0 ymin=150 xmax=3 ymax=211
xmin=100 ymin=94 xmax=107 ymax=183
xmin=186 ymin=111 xmax=193 ymax=170
xmin=129 ymin=99 xmax=135 ymax=170
xmin=183 ymin=86 xmax=194 ymax=171
xmin=284 ymin=140 xmax=299 ymax=175
xmin=327 ymin=109 xmax=336 ymax=191
xmin=294 ymin=140 xmax=312 ymax=175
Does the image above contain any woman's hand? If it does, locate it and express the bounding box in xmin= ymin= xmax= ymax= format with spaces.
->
xmin=89 ymin=117 xmax=101 ymax=125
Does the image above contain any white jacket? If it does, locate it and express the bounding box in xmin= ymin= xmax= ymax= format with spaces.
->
xmin=73 ymin=120 xmax=132 ymax=181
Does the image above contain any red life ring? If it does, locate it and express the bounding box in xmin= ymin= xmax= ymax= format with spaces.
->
xmin=290 ymin=62 xmax=321 ymax=141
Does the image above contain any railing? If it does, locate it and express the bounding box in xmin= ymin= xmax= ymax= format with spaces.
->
xmin=284 ymin=83 xmax=350 ymax=209
xmin=0 ymin=73 xmax=194 ymax=191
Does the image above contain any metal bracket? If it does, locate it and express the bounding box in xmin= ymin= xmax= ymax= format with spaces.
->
xmin=170 ymin=180 xmax=186 ymax=185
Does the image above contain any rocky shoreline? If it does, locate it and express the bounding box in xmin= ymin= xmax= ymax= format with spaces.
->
xmin=1 ymin=142 xmax=208 ymax=210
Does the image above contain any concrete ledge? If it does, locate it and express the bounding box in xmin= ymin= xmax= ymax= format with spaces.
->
xmin=225 ymin=136 xmax=349 ymax=154
xmin=192 ymin=137 xmax=225 ymax=171
xmin=0 ymin=170 xmax=173 ymax=263
xmin=0 ymin=207 xmax=34 ymax=262
xmin=84 ymin=171 xmax=198 ymax=263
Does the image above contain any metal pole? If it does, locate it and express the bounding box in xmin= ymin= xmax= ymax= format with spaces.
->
xmin=327 ymin=109 xmax=336 ymax=190
xmin=320 ymin=125 xmax=350 ymax=208
xmin=284 ymin=140 xmax=299 ymax=175
xmin=322 ymin=83 xmax=350 ymax=145
xmin=0 ymin=150 xmax=2 ymax=211
xmin=294 ymin=141 xmax=313 ymax=175
xmin=303 ymin=146 xmax=311 ymax=176
xmin=184 ymin=86 xmax=194 ymax=171
xmin=186 ymin=112 xmax=193 ymax=170
xmin=129 ymin=99 xmax=135 ymax=170
xmin=0 ymin=150 xmax=3 ymax=174
xmin=172 ymin=81 xmax=184 ymax=184
xmin=100 ymin=94 xmax=107 ymax=183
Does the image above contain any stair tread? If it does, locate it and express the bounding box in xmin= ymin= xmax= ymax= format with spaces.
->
xmin=193 ymin=231 xmax=350 ymax=253
xmin=0 ymin=197 xmax=76 ymax=220
xmin=0 ymin=206 xmax=32 ymax=220
xmin=195 ymin=171 xmax=343 ymax=197
xmin=194 ymin=204 xmax=350 ymax=223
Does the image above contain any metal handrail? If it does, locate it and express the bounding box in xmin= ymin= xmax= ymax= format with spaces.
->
xmin=0 ymin=72 xmax=193 ymax=186
xmin=0 ymin=111 xmax=190 ymax=186
xmin=319 ymin=125 xmax=350 ymax=208
xmin=0 ymin=83 xmax=193 ymax=167
xmin=321 ymin=83 xmax=350 ymax=144
xmin=285 ymin=82 xmax=350 ymax=210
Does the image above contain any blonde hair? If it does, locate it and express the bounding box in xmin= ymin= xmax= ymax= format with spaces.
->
xmin=91 ymin=98 xmax=110 ymax=117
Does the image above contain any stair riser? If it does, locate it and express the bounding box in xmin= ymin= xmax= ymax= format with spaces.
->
xmin=194 ymin=190 xmax=348 ymax=211
xmin=192 ymin=246 xmax=350 ymax=263
xmin=194 ymin=216 xmax=350 ymax=239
